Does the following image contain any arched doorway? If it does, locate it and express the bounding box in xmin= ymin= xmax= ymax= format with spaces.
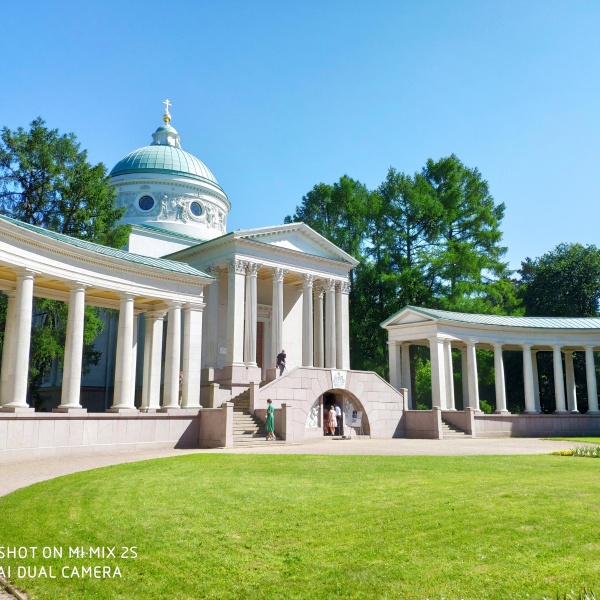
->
xmin=305 ymin=389 xmax=370 ymax=437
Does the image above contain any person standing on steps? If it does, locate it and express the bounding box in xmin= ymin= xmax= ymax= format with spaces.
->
xmin=266 ymin=399 xmax=275 ymax=440
xmin=276 ymin=349 xmax=286 ymax=377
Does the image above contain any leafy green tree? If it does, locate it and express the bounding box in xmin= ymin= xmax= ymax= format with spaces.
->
xmin=518 ymin=243 xmax=600 ymax=317
xmin=0 ymin=118 xmax=130 ymax=406
xmin=422 ymin=154 xmax=513 ymax=311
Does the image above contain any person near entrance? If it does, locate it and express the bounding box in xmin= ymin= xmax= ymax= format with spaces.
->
xmin=327 ymin=404 xmax=337 ymax=436
xmin=333 ymin=401 xmax=343 ymax=436
xmin=276 ymin=349 xmax=286 ymax=376
xmin=266 ymin=399 xmax=275 ymax=440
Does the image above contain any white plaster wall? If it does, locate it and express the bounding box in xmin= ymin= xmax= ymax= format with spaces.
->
xmin=282 ymin=285 xmax=302 ymax=371
xmin=127 ymin=230 xmax=196 ymax=257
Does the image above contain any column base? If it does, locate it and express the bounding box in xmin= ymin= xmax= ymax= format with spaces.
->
xmin=106 ymin=407 xmax=138 ymax=415
xmin=554 ymin=410 xmax=569 ymax=414
xmin=0 ymin=405 xmax=34 ymax=414
xmin=494 ymin=410 xmax=511 ymax=414
xmin=52 ymin=407 xmax=87 ymax=415
xmin=570 ymin=409 xmax=580 ymax=414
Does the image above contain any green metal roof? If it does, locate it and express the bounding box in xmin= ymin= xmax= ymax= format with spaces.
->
xmin=384 ymin=305 xmax=600 ymax=330
xmin=0 ymin=215 xmax=212 ymax=279
xmin=110 ymin=145 xmax=222 ymax=188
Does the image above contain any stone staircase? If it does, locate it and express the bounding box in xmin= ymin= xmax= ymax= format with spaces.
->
xmin=231 ymin=389 xmax=280 ymax=447
xmin=441 ymin=419 xmax=471 ymax=438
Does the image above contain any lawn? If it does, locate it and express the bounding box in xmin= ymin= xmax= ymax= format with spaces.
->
xmin=547 ymin=437 xmax=600 ymax=444
xmin=0 ymin=454 xmax=599 ymax=600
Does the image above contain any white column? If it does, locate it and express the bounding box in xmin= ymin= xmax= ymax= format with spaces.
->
xmin=552 ymin=345 xmax=567 ymax=413
xmin=325 ymin=279 xmax=337 ymax=368
xmin=58 ymin=284 xmax=86 ymax=410
xmin=302 ymin=274 xmax=314 ymax=367
xmin=461 ymin=347 xmax=469 ymax=409
xmin=111 ymin=294 xmax=136 ymax=410
xmin=244 ymin=262 xmax=259 ymax=366
xmin=339 ymin=280 xmax=351 ymax=369
xmin=130 ymin=313 xmax=139 ymax=407
xmin=388 ymin=342 xmax=401 ymax=390
xmin=0 ymin=290 xmax=16 ymax=407
xmin=227 ymin=259 xmax=246 ymax=366
xmin=531 ymin=350 xmax=541 ymax=412
xmin=444 ymin=339 xmax=456 ymax=410
xmin=313 ymin=284 xmax=324 ymax=368
xmin=3 ymin=271 xmax=35 ymax=409
xmin=141 ymin=310 xmax=165 ymax=411
xmin=429 ymin=336 xmax=447 ymax=409
xmin=335 ymin=282 xmax=343 ymax=368
xmin=522 ymin=344 xmax=537 ymax=413
xmin=205 ymin=267 xmax=221 ymax=368
xmin=585 ymin=346 xmax=599 ymax=413
xmin=465 ymin=341 xmax=479 ymax=411
xmin=401 ymin=342 xmax=412 ymax=409
xmin=564 ymin=351 xmax=578 ymax=413
xmin=181 ymin=302 xmax=204 ymax=408
xmin=162 ymin=302 xmax=182 ymax=409
xmin=271 ymin=267 xmax=286 ymax=363
xmin=492 ymin=343 xmax=508 ymax=413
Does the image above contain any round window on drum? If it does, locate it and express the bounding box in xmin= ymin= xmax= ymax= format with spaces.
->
xmin=190 ymin=201 xmax=204 ymax=217
xmin=138 ymin=195 xmax=155 ymax=211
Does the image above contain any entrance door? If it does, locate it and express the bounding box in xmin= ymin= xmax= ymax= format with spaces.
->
xmin=256 ymin=321 xmax=264 ymax=368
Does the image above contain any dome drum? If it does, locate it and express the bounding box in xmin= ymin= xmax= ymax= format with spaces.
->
xmin=109 ymin=117 xmax=230 ymax=242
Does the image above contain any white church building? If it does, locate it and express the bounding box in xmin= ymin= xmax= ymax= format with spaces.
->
xmin=0 ymin=105 xmax=404 ymax=460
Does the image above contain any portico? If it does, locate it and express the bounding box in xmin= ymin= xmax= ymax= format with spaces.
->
xmin=165 ymin=223 xmax=357 ymax=399
xmin=0 ymin=215 xmax=211 ymax=413
xmin=382 ymin=306 xmax=600 ymax=416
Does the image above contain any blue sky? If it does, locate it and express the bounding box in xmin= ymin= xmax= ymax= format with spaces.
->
xmin=3 ymin=0 xmax=599 ymax=270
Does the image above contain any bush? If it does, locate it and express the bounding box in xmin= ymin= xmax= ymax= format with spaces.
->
xmin=479 ymin=399 xmax=494 ymax=414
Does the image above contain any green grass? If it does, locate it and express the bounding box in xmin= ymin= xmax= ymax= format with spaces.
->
xmin=546 ymin=437 xmax=600 ymax=444
xmin=0 ymin=455 xmax=599 ymax=599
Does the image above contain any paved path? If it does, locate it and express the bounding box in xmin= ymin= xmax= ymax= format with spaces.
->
xmin=0 ymin=437 xmax=577 ymax=498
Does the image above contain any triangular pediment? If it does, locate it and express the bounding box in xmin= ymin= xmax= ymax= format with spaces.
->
xmin=234 ymin=223 xmax=359 ymax=265
xmin=381 ymin=307 xmax=437 ymax=328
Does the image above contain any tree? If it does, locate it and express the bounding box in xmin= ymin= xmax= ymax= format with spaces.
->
xmin=0 ymin=117 xmax=129 ymax=246
xmin=0 ymin=118 xmax=130 ymax=405
xmin=422 ymin=154 xmax=513 ymax=311
xmin=518 ymin=243 xmax=600 ymax=317
xmin=285 ymin=157 xmax=517 ymax=376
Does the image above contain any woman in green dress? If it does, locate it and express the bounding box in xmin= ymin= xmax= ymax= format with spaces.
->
xmin=266 ymin=399 xmax=275 ymax=440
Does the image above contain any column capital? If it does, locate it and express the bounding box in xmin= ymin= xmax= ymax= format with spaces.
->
xmin=302 ymin=273 xmax=315 ymax=287
xmin=271 ymin=267 xmax=287 ymax=282
xmin=145 ymin=309 xmax=167 ymax=320
xmin=65 ymin=281 xmax=88 ymax=291
xmin=227 ymin=259 xmax=247 ymax=275
xmin=339 ymin=280 xmax=351 ymax=294
xmin=325 ymin=278 xmax=337 ymax=293
xmin=245 ymin=262 xmax=261 ymax=276
xmin=465 ymin=340 xmax=478 ymax=348
xmin=492 ymin=342 xmax=504 ymax=349
xmin=551 ymin=344 xmax=563 ymax=351
xmin=442 ymin=338 xmax=453 ymax=347
xmin=119 ymin=292 xmax=137 ymax=301
xmin=313 ymin=282 xmax=325 ymax=297
xmin=14 ymin=267 xmax=38 ymax=279
xmin=166 ymin=300 xmax=183 ymax=309
xmin=184 ymin=301 xmax=205 ymax=312
xmin=521 ymin=343 xmax=533 ymax=350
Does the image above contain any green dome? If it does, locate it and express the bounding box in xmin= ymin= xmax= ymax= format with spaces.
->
xmin=110 ymin=145 xmax=220 ymax=187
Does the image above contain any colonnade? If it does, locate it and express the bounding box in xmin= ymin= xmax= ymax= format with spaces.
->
xmin=204 ymin=260 xmax=351 ymax=373
xmin=389 ymin=338 xmax=600 ymax=414
xmin=0 ymin=268 xmax=205 ymax=413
